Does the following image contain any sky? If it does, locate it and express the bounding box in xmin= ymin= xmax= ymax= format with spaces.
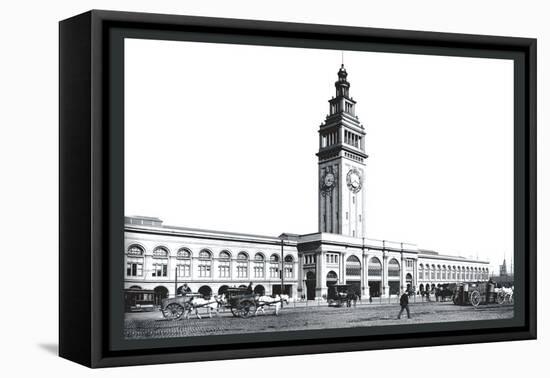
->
xmin=125 ymin=38 xmax=514 ymax=275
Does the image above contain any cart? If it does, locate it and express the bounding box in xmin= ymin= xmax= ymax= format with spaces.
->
xmin=452 ymin=281 xmax=505 ymax=307
xmin=222 ymin=288 xmax=258 ymax=318
xmin=159 ymin=293 xmax=202 ymax=320
xmin=327 ymin=284 xmax=355 ymax=307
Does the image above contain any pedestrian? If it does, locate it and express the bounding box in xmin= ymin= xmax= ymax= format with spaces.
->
xmin=397 ymin=291 xmax=411 ymax=319
xmin=425 ymin=288 xmax=430 ymax=302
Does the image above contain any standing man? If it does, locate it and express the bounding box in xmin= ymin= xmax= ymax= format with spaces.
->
xmin=397 ymin=291 xmax=411 ymax=319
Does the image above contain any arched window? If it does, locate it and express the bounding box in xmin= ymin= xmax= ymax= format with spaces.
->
xmin=237 ymin=252 xmax=248 ymax=278
xmin=326 ymin=271 xmax=338 ymax=286
xmin=346 ymin=255 xmax=361 ymax=276
xmin=218 ymin=250 xmax=231 ymax=278
xmin=176 ymin=248 xmax=191 ymax=278
xmin=253 ymin=253 xmax=265 ymax=278
xmin=284 ymin=255 xmax=294 ymax=278
xmin=198 ymin=249 xmax=212 ymax=278
xmin=436 ymin=265 xmax=441 ymax=280
xmin=127 ymin=245 xmax=144 ymax=256
xmin=388 ymin=259 xmax=401 ymax=295
xmin=152 ymin=247 xmax=168 ymax=277
xmin=153 ymin=246 xmax=169 ymax=258
xmin=419 ymin=264 xmax=424 ymax=280
xmin=368 ymin=257 xmax=382 ymax=277
xmin=199 ymin=250 xmax=212 ymax=260
xmin=126 ymin=245 xmax=144 ymax=277
xmin=269 ymin=254 xmax=279 ymax=278
xmin=431 ymin=264 xmax=436 ymax=280
xmin=442 ymin=265 xmax=447 ymax=280
xmin=388 ymin=259 xmax=400 ymax=278
xmin=177 ymin=248 xmax=191 ymax=259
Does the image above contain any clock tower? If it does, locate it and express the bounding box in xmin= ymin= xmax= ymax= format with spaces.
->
xmin=318 ymin=64 xmax=367 ymax=238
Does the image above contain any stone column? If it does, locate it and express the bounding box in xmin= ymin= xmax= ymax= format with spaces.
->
xmin=363 ymin=252 xmax=370 ymax=298
xmin=316 ymin=251 xmax=327 ymax=299
xmin=399 ymin=252 xmax=407 ymax=294
xmin=297 ymin=253 xmax=304 ymax=299
xmin=382 ymin=253 xmax=389 ymax=297
xmin=413 ymin=259 xmax=418 ymax=293
xmin=340 ymin=252 xmax=347 ymax=284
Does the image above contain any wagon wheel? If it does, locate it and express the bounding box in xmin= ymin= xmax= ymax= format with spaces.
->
xmin=496 ymin=292 xmax=506 ymax=305
xmin=163 ymin=303 xmax=185 ymax=320
xmin=230 ymin=307 xmax=239 ymax=317
xmin=234 ymin=300 xmax=257 ymax=318
xmin=470 ymin=290 xmax=481 ymax=307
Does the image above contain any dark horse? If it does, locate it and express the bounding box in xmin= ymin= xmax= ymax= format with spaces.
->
xmin=345 ymin=292 xmax=359 ymax=307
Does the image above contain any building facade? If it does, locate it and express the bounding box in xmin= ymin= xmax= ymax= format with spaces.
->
xmin=124 ymin=65 xmax=490 ymax=304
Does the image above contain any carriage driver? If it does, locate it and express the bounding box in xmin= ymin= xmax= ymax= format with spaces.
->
xmin=246 ymin=282 xmax=253 ymax=294
xmin=180 ymin=283 xmax=192 ymax=296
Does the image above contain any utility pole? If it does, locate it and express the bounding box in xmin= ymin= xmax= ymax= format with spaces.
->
xmin=280 ymin=237 xmax=285 ymax=307
xmin=174 ymin=266 xmax=178 ymax=298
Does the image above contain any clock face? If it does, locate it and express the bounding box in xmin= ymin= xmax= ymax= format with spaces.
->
xmin=346 ymin=168 xmax=362 ymax=193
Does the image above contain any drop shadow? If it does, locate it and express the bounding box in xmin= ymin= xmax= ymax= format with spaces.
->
xmin=38 ymin=343 xmax=58 ymax=356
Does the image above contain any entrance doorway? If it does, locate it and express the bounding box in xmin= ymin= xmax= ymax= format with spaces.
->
xmin=153 ymin=286 xmax=169 ymax=305
xmin=406 ymin=273 xmax=413 ymax=293
xmin=368 ymin=281 xmax=381 ymax=297
xmin=326 ymin=271 xmax=338 ymax=299
xmin=388 ymin=281 xmax=400 ymax=295
xmin=305 ymin=271 xmax=316 ymax=300
xmin=346 ymin=280 xmax=361 ymax=298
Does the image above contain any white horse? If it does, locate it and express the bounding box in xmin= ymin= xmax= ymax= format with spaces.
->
xmin=255 ymin=295 xmax=289 ymax=316
xmin=184 ymin=296 xmax=221 ymax=319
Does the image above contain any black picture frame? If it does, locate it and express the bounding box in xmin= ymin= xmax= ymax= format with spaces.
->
xmin=59 ymin=9 xmax=537 ymax=368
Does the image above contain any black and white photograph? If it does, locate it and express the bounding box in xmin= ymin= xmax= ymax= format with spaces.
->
xmin=3 ymin=0 xmax=544 ymax=374
xmin=123 ymin=39 xmax=515 ymax=340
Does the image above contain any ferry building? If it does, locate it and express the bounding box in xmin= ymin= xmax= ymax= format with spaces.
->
xmin=124 ymin=65 xmax=489 ymax=305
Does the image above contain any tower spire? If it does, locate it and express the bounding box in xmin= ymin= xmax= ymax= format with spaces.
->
xmin=317 ymin=63 xmax=367 ymax=237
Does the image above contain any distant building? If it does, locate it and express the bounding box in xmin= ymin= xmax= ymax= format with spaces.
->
xmin=500 ymin=258 xmax=509 ymax=277
xmin=491 ymin=257 xmax=514 ymax=286
xmin=124 ymin=65 xmax=490 ymax=306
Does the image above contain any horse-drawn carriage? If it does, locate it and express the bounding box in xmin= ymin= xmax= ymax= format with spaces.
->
xmin=435 ymin=283 xmax=456 ymax=302
xmin=452 ymin=281 xmax=509 ymax=307
xmin=327 ymin=284 xmax=358 ymax=307
xmin=159 ymin=287 xmax=287 ymax=320
xmin=160 ymin=293 xmax=203 ymax=320
xmin=223 ymin=288 xmax=259 ymax=318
